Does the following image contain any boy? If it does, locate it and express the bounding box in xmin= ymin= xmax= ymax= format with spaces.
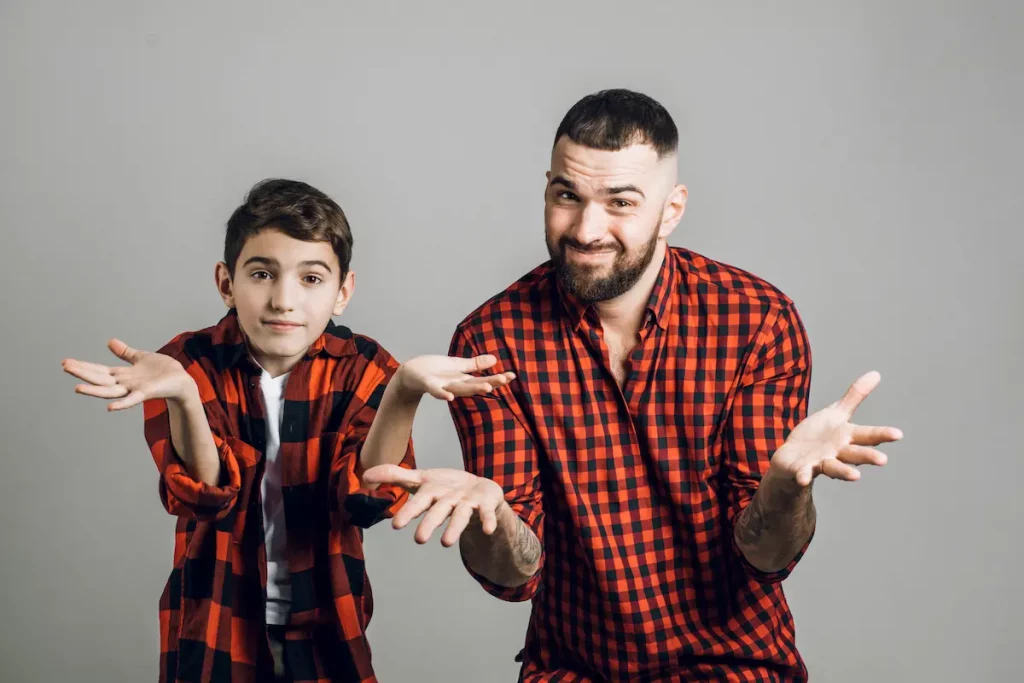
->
xmin=62 ymin=179 xmax=512 ymax=682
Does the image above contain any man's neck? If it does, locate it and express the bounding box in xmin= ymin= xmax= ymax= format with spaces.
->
xmin=593 ymin=243 xmax=667 ymax=341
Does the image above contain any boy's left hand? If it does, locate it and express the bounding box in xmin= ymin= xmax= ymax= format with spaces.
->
xmin=395 ymin=354 xmax=515 ymax=402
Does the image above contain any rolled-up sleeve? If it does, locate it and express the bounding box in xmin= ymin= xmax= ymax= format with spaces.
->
xmin=142 ymin=351 xmax=249 ymax=521
xmin=722 ymin=303 xmax=813 ymax=583
xmin=448 ymin=327 xmax=544 ymax=602
xmin=329 ymin=353 xmax=416 ymax=529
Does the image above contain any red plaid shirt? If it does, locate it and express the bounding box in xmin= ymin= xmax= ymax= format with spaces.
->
xmin=449 ymin=247 xmax=813 ymax=682
xmin=143 ymin=311 xmax=415 ymax=683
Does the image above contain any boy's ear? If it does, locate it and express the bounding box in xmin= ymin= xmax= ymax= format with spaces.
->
xmin=333 ymin=270 xmax=356 ymax=316
xmin=215 ymin=262 xmax=235 ymax=308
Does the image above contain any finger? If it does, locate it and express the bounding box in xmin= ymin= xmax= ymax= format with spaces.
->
xmin=107 ymin=338 xmax=143 ymax=365
xmin=820 ymin=457 xmax=861 ymax=482
xmin=414 ymin=496 xmax=460 ymax=544
xmin=835 ymin=371 xmax=881 ymax=416
xmin=794 ymin=465 xmax=815 ymax=488
xmin=837 ymin=445 xmax=888 ymax=467
xmin=458 ymin=354 xmax=498 ymax=374
xmin=75 ymin=384 xmax=130 ymax=399
xmin=478 ymin=502 xmax=499 ymax=535
xmin=445 ymin=380 xmax=497 ymax=398
xmin=440 ymin=501 xmax=476 ymax=547
xmin=108 ymin=390 xmax=145 ymax=411
xmin=391 ymin=484 xmax=443 ymax=529
xmin=62 ymin=360 xmax=117 ymax=386
xmin=479 ymin=372 xmax=515 ymax=387
xmin=424 ymin=381 xmax=456 ymax=402
xmin=850 ymin=425 xmax=903 ymax=446
xmin=362 ymin=464 xmax=424 ymax=491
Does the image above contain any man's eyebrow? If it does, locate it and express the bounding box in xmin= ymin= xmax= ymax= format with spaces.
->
xmin=604 ymin=184 xmax=645 ymax=199
xmin=550 ymin=176 xmax=577 ymax=191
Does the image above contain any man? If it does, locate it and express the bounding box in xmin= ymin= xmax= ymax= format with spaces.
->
xmin=365 ymin=89 xmax=902 ymax=682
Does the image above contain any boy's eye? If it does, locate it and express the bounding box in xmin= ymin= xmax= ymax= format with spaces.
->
xmin=304 ymin=275 xmax=323 ymax=285
xmin=251 ymin=270 xmax=272 ymax=280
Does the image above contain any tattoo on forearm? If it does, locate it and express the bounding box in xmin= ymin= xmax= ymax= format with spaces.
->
xmin=734 ymin=484 xmax=816 ymax=571
xmin=734 ymin=492 xmax=772 ymax=546
xmin=514 ymin=516 xmax=542 ymax=567
xmin=461 ymin=510 xmax=541 ymax=587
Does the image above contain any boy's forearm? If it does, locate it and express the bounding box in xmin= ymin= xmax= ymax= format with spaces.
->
xmin=167 ymin=383 xmax=222 ymax=487
xmin=358 ymin=381 xmax=420 ymax=488
xmin=459 ymin=502 xmax=541 ymax=587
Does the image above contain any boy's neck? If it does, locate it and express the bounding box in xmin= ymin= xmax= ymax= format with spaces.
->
xmin=248 ymin=345 xmax=308 ymax=378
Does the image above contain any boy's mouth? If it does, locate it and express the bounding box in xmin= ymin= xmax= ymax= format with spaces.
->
xmin=263 ymin=319 xmax=304 ymax=332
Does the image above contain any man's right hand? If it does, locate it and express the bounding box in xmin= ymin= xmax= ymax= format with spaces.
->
xmin=62 ymin=338 xmax=197 ymax=411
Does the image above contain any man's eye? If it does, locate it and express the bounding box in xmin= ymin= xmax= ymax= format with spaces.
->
xmin=558 ymin=191 xmax=578 ymax=201
xmin=612 ymin=200 xmax=631 ymax=208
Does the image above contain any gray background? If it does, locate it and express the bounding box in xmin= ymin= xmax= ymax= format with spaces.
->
xmin=1 ymin=1 xmax=1021 ymax=681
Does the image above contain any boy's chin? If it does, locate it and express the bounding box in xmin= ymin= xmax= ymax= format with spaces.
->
xmin=247 ymin=336 xmax=313 ymax=365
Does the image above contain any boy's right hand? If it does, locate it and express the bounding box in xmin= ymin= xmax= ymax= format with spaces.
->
xmin=394 ymin=354 xmax=516 ymax=402
xmin=62 ymin=338 xmax=197 ymax=411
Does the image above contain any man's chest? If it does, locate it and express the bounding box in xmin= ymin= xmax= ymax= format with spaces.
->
xmin=523 ymin=324 xmax=753 ymax=499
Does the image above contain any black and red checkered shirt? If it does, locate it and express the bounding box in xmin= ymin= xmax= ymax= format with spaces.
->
xmin=449 ymin=247 xmax=813 ymax=682
xmin=143 ymin=310 xmax=415 ymax=683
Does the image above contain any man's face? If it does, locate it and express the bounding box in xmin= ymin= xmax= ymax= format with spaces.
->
xmin=216 ymin=228 xmax=353 ymax=376
xmin=544 ymin=137 xmax=685 ymax=304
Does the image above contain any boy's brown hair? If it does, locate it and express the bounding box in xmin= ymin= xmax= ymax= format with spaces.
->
xmin=224 ymin=178 xmax=353 ymax=277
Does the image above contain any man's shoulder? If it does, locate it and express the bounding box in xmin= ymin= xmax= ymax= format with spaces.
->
xmin=452 ymin=262 xmax=556 ymax=348
xmin=672 ymin=247 xmax=796 ymax=312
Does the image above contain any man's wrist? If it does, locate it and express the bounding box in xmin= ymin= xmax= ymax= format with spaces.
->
xmin=763 ymin=462 xmax=811 ymax=500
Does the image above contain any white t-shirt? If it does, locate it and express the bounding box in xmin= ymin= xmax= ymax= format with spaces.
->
xmin=259 ymin=369 xmax=291 ymax=626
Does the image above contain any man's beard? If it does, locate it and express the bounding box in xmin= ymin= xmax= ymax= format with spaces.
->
xmin=548 ymin=220 xmax=661 ymax=304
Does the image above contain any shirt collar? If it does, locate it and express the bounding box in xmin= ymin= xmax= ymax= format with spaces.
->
xmin=212 ymin=310 xmax=357 ymax=371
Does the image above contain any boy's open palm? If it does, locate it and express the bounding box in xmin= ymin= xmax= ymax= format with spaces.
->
xmin=397 ymin=354 xmax=515 ymax=401
xmin=62 ymin=338 xmax=193 ymax=411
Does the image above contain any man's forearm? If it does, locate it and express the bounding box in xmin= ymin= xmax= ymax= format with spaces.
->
xmin=459 ymin=502 xmax=541 ymax=587
xmin=167 ymin=385 xmax=221 ymax=486
xmin=733 ymin=467 xmax=816 ymax=573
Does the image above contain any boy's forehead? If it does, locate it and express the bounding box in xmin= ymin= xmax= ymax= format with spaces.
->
xmin=238 ymin=228 xmax=340 ymax=270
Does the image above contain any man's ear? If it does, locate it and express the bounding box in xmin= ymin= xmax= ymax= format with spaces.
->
xmin=659 ymin=184 xmax=688 ymax=238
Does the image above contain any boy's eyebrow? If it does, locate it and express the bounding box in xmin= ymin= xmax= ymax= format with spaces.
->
xmin=242 ymin=256 xmax=333 ymax=273
xmin=300 ymin=260 xmax=333 ymax=273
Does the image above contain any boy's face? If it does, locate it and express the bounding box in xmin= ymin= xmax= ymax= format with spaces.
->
xmin=215 ymin=228 xmax=354 ymax=377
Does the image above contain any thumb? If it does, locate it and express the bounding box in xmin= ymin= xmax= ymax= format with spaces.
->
xmin=362 ymin=464 xmax=424 ymax=491
xmin=108 ymin=338 xmax=143 ymax=364
xmin=460 ymin=354 xmax=497 ymax=374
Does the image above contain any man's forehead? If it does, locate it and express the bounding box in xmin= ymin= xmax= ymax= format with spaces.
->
xmin=551 ymin=138 xmax=669 ymax=182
